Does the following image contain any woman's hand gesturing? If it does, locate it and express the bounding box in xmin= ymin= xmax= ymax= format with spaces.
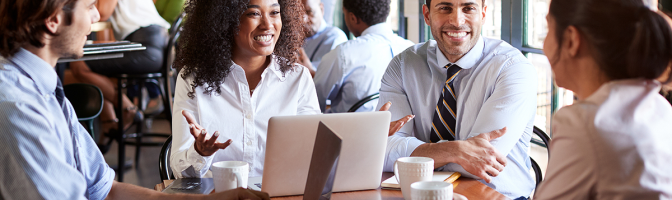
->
xmin=182 ymin=110 xmax=232 ymax=156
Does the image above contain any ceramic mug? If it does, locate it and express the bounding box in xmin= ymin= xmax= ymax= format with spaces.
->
xmin=410 ymin=181 xmax=453 ymax=200
xmin=212 ymin=161 xmax=249 ymax=192
xmin=394 ymin=157 xmax=434 ymax=200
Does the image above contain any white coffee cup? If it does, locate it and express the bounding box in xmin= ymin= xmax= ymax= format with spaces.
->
xmin=410 ymin=181 xmax=453 ymax=200
xmin=212 ymin=161 xmax=249 ymax=192
xmin=394 ymin=157 xmax=434 ymax=200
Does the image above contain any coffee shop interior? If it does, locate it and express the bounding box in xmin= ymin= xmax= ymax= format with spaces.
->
xmin=9 ymin=0 xmax=671 ymax=199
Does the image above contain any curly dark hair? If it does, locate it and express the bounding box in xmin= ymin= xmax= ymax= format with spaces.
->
xmin=175 ymin=0 xmax=306 ymax=98
xmin=343 ymin=0 xmax=390 ymax=26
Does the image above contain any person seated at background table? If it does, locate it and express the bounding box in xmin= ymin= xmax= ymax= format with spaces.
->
xmin=66 ymin=0 xmax=171 ymax=143
xmin=170 ymin=0 xmax=321 ymax=178
xmin=534 ymin=0 xmax=672 ymax=199
xmin=378 ymin=0 xmax=537 ymax=198
xmin=297 ymin=0 xmax=348 ymax=74
xmin=0 ymin=0 xmax=268 ymax=199
xmin=313 ymin=0 xmax=414 ymax=113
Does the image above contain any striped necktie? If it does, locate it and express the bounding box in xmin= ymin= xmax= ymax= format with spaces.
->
xmin=429 ymin=64 xmax=462 ymax=142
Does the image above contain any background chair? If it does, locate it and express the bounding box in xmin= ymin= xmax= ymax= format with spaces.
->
xmin=530 ymin=126 xmax=550 ymax=187
xmin=159 ymin=135 xmax=174 ymax=181
xmin=64 ymin=83 xmax=104 ymax=140
xmin=347 ymin=93 xmax=380 ymax=112
xmin=114 ymin=12 xmax=184 ymax=181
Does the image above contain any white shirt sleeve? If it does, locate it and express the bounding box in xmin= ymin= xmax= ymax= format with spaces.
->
xmin=297 ymin=65 xmax=322 ymax=115
xmin=534 ymin=106 xmax=596 ymax=200
xmin=442 ymin=58 xmax=538 ymax=175
xmin=170 ymin=73 xmax=216 ymax=178
xmin=377 ymin=56 xmax=426 ymax=172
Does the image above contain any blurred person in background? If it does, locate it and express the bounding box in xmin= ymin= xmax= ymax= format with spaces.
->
xmin=297 ymin=0 xmax=348 ymax=75
xmin=313 ymin=0 xmax=413 ymax=113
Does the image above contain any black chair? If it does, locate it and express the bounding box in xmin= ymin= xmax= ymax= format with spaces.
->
xmin=113 ymin=12 xmax=185 ymax=181
xmin=530 ymin=126 xmax=551 ymax=188
xmin=159 ymin=135 xmax=174 ymax=181
xmin=347 ymin=93 xmax=380 ymax=112
xmin=63 ymin=83 xmax=104 ymax=140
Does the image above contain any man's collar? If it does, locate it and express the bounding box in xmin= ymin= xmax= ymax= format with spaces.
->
xmin=435 ymin=36 xmax=484 ymax=69
xmin=9 ymin=48 xmax=57 ymax=95
xmin=307 ymin=18 xmax=329 ymax=40
xmin=360 ymin=23 xmax=393 ymax=37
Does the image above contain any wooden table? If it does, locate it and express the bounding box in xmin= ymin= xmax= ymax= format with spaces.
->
xmin=155 ymin=173 xmax=509 ymax=200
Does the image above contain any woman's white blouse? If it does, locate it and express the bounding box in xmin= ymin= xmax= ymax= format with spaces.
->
xmin=170 ymin=57 xmax=321 ymax=178
xmin=535 ymin=79 xmax=672 ymax=199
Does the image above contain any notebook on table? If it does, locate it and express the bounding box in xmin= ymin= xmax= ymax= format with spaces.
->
xmin=162 ymin=178 xmax=214 ymax=194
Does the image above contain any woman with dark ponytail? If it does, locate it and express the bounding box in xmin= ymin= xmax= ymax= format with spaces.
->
xmin=534 ymin=0 xmax=672 ymax=199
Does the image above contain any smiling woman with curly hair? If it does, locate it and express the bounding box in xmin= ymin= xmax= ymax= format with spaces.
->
xmin=170 ymin=0 xmax=320 ymax=178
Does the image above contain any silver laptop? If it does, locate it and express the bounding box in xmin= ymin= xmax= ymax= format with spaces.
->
xmin=247 ymin=111 xmax=390 ymax=197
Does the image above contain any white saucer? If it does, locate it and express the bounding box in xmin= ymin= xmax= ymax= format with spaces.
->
xmin=454 ymin=193 xmax=468 ymax=200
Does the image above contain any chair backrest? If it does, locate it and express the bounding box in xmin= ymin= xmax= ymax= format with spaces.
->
xmin=347 ymin=93 xmax=380 ymax=112
xmin=530 ymin=125 xmax=551 ymax=188
xmin=159 ymin=135 xmax=173 ymax=181
xmin=533 ymin=126 xmax=550 ymax=157
xmin=164 ymin=12 xmax=185 ymax=73
xmin=169 ymin=12 xmax=186 ymax=36
xmin=63 ymin=83 xmax=104 ymax=121
xmin=160 ymin=12 xmax=185 ymax=126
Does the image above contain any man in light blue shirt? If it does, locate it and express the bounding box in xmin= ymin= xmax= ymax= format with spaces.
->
xmin=301 ymin=0 xmax=348 ymax=71
xmin=0 ymin=0 xmax=267 ymax=199
xmin=314 ymin=0 xmax=414 ymax=113
xmin=377 ymin=0 xmax=536 ymax=198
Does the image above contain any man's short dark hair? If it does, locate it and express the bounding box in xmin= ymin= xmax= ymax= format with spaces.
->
xmin=0 ymin=0 xmax=77 ymax=57
xmin=343 ymin=0 xmax=390 ymax=26
xmin=425 ymin=0 xmax=485 ymax=9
